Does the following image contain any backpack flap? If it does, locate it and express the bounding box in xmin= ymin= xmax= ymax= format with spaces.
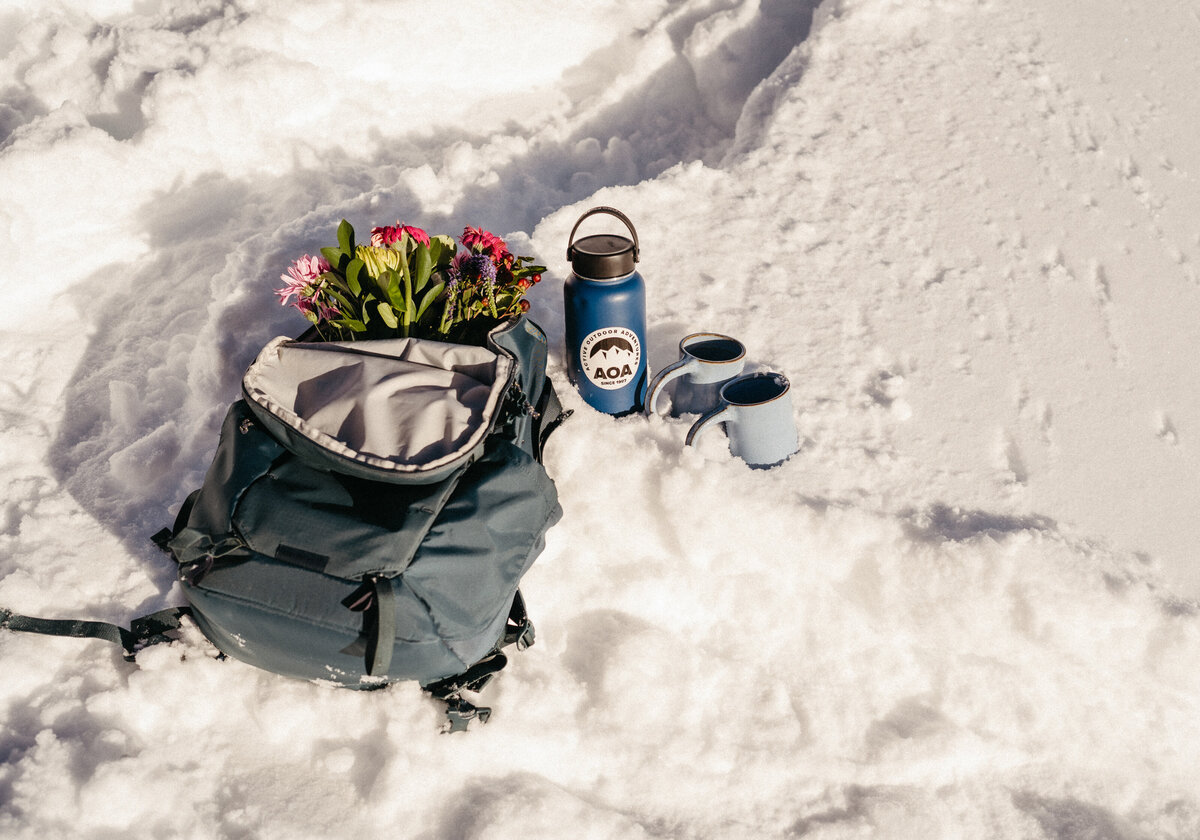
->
xmin=242 ymin=336 xmax=514 ymax=485
xmin=229 ymin=419 xmax=465 ymax=580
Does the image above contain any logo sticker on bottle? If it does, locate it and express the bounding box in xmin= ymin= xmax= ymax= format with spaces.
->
xmin=580 ymin=327 xmax=641 ymax=390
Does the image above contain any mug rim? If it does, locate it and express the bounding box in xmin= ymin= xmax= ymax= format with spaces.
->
xmin=679 ymin=332 xmax=747 ymax=365
xmin=719 ymin=371 xmax=790 ymax=405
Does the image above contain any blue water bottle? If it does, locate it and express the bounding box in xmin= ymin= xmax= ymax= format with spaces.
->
xmin=564 ymin=207 xmax=648 ymax=415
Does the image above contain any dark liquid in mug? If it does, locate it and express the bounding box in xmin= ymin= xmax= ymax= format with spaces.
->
xmin=724 ymin=373 xmax=788 ymax=405
xmin=686 ymin=338 xmax=743 ymax=363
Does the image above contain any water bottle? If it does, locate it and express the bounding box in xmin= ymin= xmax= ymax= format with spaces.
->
xmin=564 ymin=206 xmax=648 ymax=415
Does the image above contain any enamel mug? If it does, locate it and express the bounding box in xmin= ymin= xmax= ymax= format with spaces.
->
xmin=645 ymin=332 xmax=747 ymax=417
xmin=686 ymin=372 xmax=798 ymax=468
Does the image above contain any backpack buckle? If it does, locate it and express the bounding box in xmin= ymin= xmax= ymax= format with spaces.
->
xmin=514 ymin=620 xmax=535 ymax=651
xmin=504 ymin=613 xmax=535 ymax=651
xmin=440 ymin=696 xmax=493 ymax=733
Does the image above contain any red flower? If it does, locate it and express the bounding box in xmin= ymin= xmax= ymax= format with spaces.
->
xmin=461 ymin=226 xmax=509 ymax=259
xmin=402 ymin=225 xmax=431 ymax=247
xmin=371 ymin=223 xmax=430 ymax=248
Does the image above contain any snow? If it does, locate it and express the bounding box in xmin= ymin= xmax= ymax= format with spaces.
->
xmin=2 ymin=0 xmax=1199 ymax=836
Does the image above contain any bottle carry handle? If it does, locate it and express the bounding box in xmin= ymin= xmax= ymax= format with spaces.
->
xmin=566 ymin=206 xmax=640 ymax=263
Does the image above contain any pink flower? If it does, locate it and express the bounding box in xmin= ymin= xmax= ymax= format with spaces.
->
xmin=291 ymin=254 xmax=329 ymax=281
xmin=276 ymin=254 xmax=336 ymax=319
xmin=276 ymin=254 xmax=329 ymax=300
xmin=371 ymin=223 xmax=430 ymax=248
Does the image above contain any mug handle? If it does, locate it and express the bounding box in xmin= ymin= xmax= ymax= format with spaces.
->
xmin=646 ymin=357 xmax=697 ymax=416
xmin=686 ymin=403 xmax=733 ymax=446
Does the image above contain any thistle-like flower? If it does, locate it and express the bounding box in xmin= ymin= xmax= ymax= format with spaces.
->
xmin=442 ymin=273 xmax=460 ymax=325
xmin=464 ymin=253 xmax=496 ymax=284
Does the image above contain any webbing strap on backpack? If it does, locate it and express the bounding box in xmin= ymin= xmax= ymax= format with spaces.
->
xmin=3 ymin=495 xmax=200 ymax=660
xmin=341 ymin=574 xmax=396 ymax=677
xmin=150 ymin=487 xmax=201 ymax=553
xmin=0 ymin=605 xmax=193 ymax=661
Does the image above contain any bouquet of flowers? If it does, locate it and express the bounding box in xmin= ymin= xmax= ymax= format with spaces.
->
xmin=276 ymin=219 xmax=545 ymax=345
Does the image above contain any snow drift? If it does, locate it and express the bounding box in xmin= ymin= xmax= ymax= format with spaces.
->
xmin=2 ymin=0 xmax=1199 ymax=837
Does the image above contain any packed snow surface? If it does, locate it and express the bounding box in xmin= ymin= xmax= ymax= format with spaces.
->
xmin=2 ymin=0 xmax=1199 ymax=837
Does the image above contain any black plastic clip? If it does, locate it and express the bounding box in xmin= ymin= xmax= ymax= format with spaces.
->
xmin=441 ymin=696 xmax=493 ymax=733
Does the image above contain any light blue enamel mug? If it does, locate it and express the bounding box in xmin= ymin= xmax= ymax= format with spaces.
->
xmin=645 ymin=332 xmax=747 ymax=417
xmin=685 ymin=371 xmax=798 ymax=468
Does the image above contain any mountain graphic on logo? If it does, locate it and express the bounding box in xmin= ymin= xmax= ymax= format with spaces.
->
xmin=588 ymin=337 xmax=634 ymax=358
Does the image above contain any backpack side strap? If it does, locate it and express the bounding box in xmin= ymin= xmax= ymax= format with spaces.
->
xmin=533 ymin=376 xmax=572 ymax=463
xmin=341 ymin=574 xmax=396 ymax=677
xmin=421 ymin=590 xmax=534 ymax=732
xmin=1 ymin=605 xmax=193 ymax=661
xmin=151 ymin=488 xmax=202 ymax=552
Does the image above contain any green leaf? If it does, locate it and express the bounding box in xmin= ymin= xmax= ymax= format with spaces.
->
xmin=325 ymin=286 xmax=358 ymax=317
xmin=398 ymin=260 xmax=414 ymax=324
xmin=320 ymin=271 xmax=348 ymax=294
xmin=331 ymin=317 xmax=366 ymax=333
xmin=415 ymin=281 xmax=445 ymax=322
xmin=321 ymin=246 xmax=349 ymax=273
xmin=410 ymin=243 xmax=433 ymax=295
xmin=428 ymin=235 xmax=456 ymax=267
xmin=336 ymin=219 xmax=355 ymax=255
xmin=345 ymin=258 xmax=365 ymax=297
xmin=383 ymin=270 xmax=405 ymax=311
xmin=398 ymin=247 xmax=412 ymax=287
xmin=376 ymin=301 xmax=399 ymax=329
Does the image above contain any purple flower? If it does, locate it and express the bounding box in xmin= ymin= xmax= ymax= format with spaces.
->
xmin=443 ymin=273 xmax=460 ymax=322
xmin=465 ymin=254 xmax=496 ymax=283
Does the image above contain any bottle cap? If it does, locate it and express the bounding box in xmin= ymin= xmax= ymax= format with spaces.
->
xmin=567 ymin=207 xmax=640 ymax=279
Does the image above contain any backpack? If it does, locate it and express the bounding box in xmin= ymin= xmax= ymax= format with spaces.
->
xmin=2 ymin=316 xmax=568 ymax=731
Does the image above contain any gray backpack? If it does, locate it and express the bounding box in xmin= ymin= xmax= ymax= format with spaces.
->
xmin=3 ymin=317 xmax=567 ymax=730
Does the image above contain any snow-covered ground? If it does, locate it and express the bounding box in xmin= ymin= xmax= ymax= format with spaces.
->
xmin=3 ymin=0 xmax=1199 ymax=836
